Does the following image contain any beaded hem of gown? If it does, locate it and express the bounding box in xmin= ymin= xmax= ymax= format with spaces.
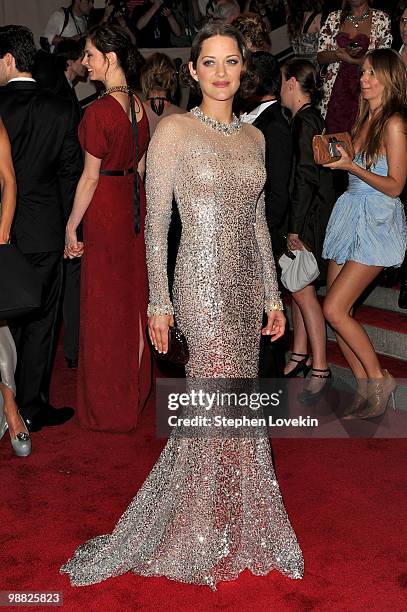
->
xmin=60 ymin=431 xmax=304 ymax=590
xmin=60 ymin=112 xmax=304 ymax=589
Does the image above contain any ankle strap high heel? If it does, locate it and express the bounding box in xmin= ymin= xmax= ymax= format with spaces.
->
xmin=284 ymin=352 xmax=312 ymax=378
xmin=298 ymin=367 xmax=332 ymax=404
xmin=310 ymin=367 xmax=332 ymax=379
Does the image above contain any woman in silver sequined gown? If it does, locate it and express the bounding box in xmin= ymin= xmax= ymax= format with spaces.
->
xmin=61 ymin=24 xmax=304 ymax=589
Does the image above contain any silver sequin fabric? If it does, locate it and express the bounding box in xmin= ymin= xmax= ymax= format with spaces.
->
xmin=60 ymin=112 xmax=304 ymax=589
xmin=0 ymin=324 xmax=17 ymax=396
xmin=146 ymin=112 xmax=283 ymax=377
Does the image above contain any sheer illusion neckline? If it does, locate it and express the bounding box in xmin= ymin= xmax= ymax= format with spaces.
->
xmin=190 ymin=106 xmax=241 ymax=135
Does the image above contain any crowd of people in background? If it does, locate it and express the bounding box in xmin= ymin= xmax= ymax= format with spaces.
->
xmin=0 ymin=0 xmax=407 ymax=461
xmin=38 ymin=1 xmax=407 ymax=52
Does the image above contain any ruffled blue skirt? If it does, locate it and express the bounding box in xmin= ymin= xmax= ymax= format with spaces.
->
xmin=323 ymin=182 xmax=407 ymax=267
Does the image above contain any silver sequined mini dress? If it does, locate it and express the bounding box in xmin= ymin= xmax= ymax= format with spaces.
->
xmin=60 ymin=111 xmax=304 ymax=589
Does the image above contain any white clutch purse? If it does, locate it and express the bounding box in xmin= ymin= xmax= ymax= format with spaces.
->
xmin=278 ymin=249 xmax=320 ymax=293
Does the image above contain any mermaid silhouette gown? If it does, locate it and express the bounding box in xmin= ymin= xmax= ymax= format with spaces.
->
xmin=60 ymin=109 xmax=304 ymax=589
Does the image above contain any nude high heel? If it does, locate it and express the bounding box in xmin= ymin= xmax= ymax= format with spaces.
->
xmin=356 ymin=370 xmax=397 ymax=419
xmin=342 ymin=379 xmax=368 ymax=420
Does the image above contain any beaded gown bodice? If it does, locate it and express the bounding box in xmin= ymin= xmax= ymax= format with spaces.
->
xmin=145 ymin=110 xmax=282 ymax=377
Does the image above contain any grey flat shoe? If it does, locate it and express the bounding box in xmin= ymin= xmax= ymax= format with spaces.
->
xmin=7 ymin=411 xmax=32 ymax=457
xmin=11 ymin=430 xmax=32 ymax=457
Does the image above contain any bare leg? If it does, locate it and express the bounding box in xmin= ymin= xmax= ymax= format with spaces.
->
xmin=326 ymin=261 xmax=368 ymax=379
xmin=292 ymin=285 xmax=330 ymax=396
xmin=292 ymin=285 xmax=327 ymax=371
xmin=139 ymin=314 xmax=144 ymax=368
xmin=0 ymin=383 xmax=27 ymax=438
xmin=284 ymin=300 xmax=312 ymax=375
xmin=323 ymin=260 xmax=384 ymax=379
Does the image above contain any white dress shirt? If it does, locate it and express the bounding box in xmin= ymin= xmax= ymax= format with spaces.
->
xmin=240 ymin=100 xmax=278 ymax=124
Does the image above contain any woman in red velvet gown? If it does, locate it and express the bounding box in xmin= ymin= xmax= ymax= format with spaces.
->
xmin=65 ymin=24 xmax=151 ymax=432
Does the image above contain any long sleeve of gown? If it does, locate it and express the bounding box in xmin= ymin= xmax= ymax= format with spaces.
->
xmin=144 ymin=116 xmax=180 ymax=316
xmin=254 ymin=133 xmax=283 ymax=312
xmin=255 ymin=189 xmax=284 ymax=312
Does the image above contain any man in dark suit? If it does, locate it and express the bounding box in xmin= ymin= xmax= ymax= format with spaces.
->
xmin=55 ymin=39 xmax=86 ymax=369
xmin=33 ymin=40 xmax=86 ymax=369
xmin=241 ymin=51 xmax=292 ymax=378
xmin=0 ymin=25 xmax=82 ymax=432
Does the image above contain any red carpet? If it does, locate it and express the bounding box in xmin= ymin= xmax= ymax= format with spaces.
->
xmin=1 ymin=344 xmax=407 ymax=611
xmin=327 ymin=339 xmax=407 ymax=378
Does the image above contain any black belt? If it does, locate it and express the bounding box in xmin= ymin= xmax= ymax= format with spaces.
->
xmin=100 ymin=167 xmax=134 ymax=176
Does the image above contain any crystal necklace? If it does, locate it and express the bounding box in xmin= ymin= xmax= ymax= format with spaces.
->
xmin=99 ymin=85 xmax=131 ymax=98
xmin=346 ymin=8 xmax=371 ymax=28
xmin=99 ymin=85 xmax=141 ymax=113
xmin=190 ymin=106 xmax=241 ymax=135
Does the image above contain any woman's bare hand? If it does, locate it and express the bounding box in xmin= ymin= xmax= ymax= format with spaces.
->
xmin=262 ymin=311 xmax=286 ymax=342
xmin=65 ymin=226 xmax=84 ymax=259
xmin=148 ymin=314 xmax=174 ymax=353
xmin=287 ymin=233 xmax=305 ymax=251
xmin=323 ymin=143 xmax=353 ymax=171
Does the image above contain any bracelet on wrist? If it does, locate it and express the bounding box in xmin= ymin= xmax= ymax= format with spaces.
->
xmin=265 ymin=299 xmax=284 ymax=313
xmin=147 ymin=302 xmax=174 ymax=317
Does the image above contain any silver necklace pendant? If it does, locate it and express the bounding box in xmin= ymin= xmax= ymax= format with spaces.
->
xmin=190 ymin=106 xmax=241 ymax=135
xmin=346 ymin=9 xmax=370 ymax=28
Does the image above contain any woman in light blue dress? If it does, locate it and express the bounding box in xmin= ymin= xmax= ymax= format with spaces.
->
xmin=322 ymin=48 xmax=407 ymax=419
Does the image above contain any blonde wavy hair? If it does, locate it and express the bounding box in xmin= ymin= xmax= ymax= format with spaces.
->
xmin=352 ymin=49 xmax=407 ymax=169
xmin=140 ymin=53 xmax=178 ymax=101
xmin=232 ymin=12 xmax=270 ymax=52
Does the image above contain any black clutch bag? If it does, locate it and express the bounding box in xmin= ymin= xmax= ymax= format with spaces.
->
xmin=147 ymin=324 xmax=189 ymax=366
xmin=0 ymin=244 xmax=43 ymax=320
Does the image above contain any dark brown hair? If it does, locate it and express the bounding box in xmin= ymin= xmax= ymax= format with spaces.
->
xmin=189 ymin=21 xmax=248 ymax=68
xmin=240 ymin=51 xmax=280 ymax=99
xmin=87 ymin=23 xmax=144 ymax=86
xmin=396 ymin=0 xmax=407 ymax=21
xmin=180 ymin=22 xmax=249 ymax=92
xmin=286 ymin=0 xmax=323 ymax=39
xmin=282 ymin=57 xmax=321 ymax=105
xmin=0 ymin=25 xmax=37 ymax=73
